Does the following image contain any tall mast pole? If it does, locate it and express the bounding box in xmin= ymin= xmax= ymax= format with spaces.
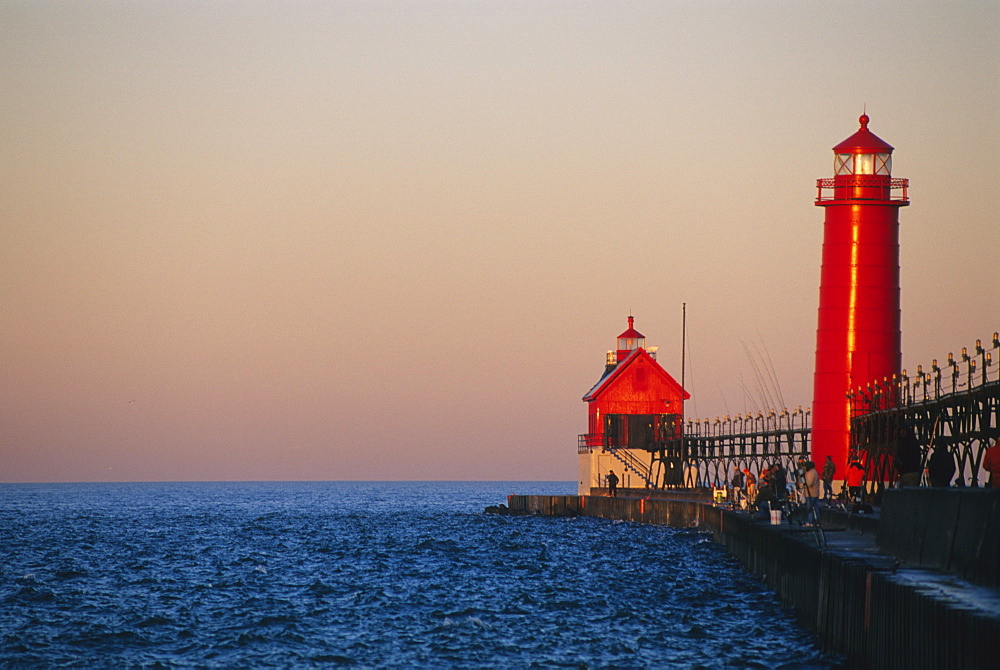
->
xmin=681 ymin=303 xmax=686 ymax=394
xmin=681 ymin=303 xmax=687 ymax=487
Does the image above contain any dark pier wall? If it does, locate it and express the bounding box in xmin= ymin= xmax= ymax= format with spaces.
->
xmin=505 ymin=492 xmax=1000 ymax=669
xmin=876 ymin=488 xmax=1000 ymax=588
xmin=508 ymin=493 xmax=702 ymax=526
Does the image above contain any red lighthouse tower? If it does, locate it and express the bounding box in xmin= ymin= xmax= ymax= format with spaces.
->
xmin=811 ymin=114 xmax=909 ymax=474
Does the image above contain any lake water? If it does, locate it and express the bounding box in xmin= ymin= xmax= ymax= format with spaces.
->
xmin=0 ymin=481 xmax=840 ymax=668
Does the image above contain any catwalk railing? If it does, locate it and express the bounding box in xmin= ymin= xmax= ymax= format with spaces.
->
xmin=670 ymin=408 xmax=812 ymax=489
xmin=849 ymin=333 xmax=1000 ymax=494
xmin=578 ymin=411 xmax=812 ymax=490
xmin=815 ymin=176 xmax=909 ymax=202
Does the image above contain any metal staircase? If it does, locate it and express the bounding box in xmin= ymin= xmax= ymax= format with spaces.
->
xmin=607 ymin=447 xmax=655 ymax=489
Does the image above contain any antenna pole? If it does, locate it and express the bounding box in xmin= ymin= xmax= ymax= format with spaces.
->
xmin=681 ymin=302 xmax=686 ymax=393
xmin=681 ymin=303 xmax=687 ymax=487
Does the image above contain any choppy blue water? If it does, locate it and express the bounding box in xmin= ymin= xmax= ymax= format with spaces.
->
xmin=1 ymin=482 xmax=838 ymax=668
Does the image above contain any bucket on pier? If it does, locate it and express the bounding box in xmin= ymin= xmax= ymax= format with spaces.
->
xmin=770 ymin=509 xmax=782 ymax=525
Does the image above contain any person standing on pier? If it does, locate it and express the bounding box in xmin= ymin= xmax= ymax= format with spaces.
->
xmin=822 ymin=456 xmax=836 ymax=500
xmin=896 ymin=424 xmax=923 ymax=487
xmin=927 ymin=446 xmax=956 ymax=487
xmin=744 ymin=469 xmax=757 ymax=507
xmin=794 ymin=457 xmax=807 ymax=503
xmin=731 ymin=467 xmax=745 ymax=507
xmin=803 ymin=461 xmax=821 ymax=526
xmin=847 ymin=460 xmax=865 ymax=501
xmin=983 ymin=438 xmax=1000 ymax=487
xmin=607 ymin=470 xmax=619 ymax=497
xmin=772 ymin=463 xmax=788 ymax=502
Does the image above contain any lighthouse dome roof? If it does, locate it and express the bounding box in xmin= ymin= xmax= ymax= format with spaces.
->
xmin=617 ymin=315 xmax=644 ymax=340
xmin=832 ymin=114 xmax=894 ymax=153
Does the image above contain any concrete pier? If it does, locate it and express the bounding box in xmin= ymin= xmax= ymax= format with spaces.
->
xmin=504 ymin=489 xmax=1000 ymax=669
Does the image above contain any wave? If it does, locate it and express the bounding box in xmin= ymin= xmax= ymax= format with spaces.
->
xmin=0 ymin=482 xmax=838 ymax=668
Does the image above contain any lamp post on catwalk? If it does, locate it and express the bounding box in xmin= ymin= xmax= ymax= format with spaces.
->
xmin=811 ymin=114 xmax=909 ymax=475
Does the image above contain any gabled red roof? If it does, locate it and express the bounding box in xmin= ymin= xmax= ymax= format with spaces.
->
xmin=582 ymin=348 xmax=690 ymax=402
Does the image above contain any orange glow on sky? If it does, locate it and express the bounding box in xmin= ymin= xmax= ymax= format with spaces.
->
xmin=2 ymin=2 xmax=997 ymax=482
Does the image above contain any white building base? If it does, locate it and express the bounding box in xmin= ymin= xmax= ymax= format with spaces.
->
xmin=577 ymin=448 xmax=649 ymax=495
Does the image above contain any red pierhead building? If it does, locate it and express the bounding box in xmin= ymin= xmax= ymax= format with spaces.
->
xmin=578 ymin=316 xmax=689 ymax=493
xmin=812 ymin=115 xmax=909 ymax=476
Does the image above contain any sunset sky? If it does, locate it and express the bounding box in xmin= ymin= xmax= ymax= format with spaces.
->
xmin=2 ymin=1 xmax=997 ymax=482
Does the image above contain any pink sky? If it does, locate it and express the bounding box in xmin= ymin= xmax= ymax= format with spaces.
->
xmin=2 ymin=2 xmax=997 ymax=482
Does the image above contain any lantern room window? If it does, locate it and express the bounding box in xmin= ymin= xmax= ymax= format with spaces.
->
xmin=835 ymin=154 xmax=852 ymax=175
xmin=855 ymin=153 xmax=875 ymax=175
xmin=875 ymin=153 xmax=891 ymax=175
xmin=834 ymin=152 xmax=892 ymax=176
xmin=618 ymin=335 xmax=644 ymax=351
